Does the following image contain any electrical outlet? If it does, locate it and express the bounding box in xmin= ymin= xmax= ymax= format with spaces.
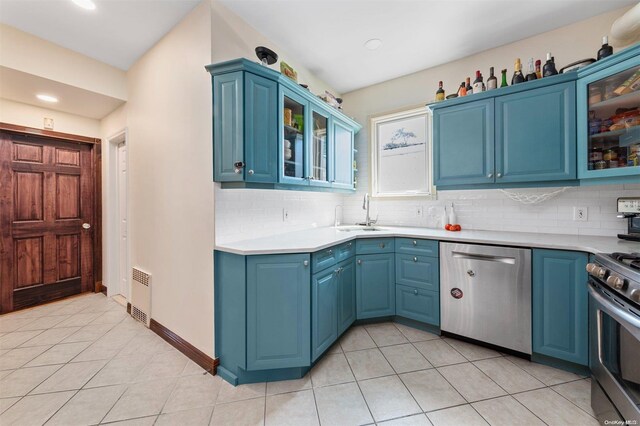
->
xmin=416 ymin=206 xmax=423 ymax=217
xmin=282 ymin=208 xmax=290 ymax=222
xmin=573 ymin=206 xmax=588 ymax=221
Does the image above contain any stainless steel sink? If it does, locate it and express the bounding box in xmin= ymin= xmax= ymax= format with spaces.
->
xmin=335 ymin=226 xmax=382 ymax=232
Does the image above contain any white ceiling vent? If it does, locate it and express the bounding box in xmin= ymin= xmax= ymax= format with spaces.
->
xmin=131 ymin=267 xmax=151 ymax=327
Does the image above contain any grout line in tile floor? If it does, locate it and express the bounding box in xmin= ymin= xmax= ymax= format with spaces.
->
xmin=340 ymin=329 xmax=378 ymax=425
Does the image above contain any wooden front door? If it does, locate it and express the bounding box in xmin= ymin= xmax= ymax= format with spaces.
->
xmin=0 ymin=130 xmax=96 ymax=313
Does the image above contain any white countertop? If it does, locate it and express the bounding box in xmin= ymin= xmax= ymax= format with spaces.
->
xmin=215 ymin=226 xmax=640 ymax=256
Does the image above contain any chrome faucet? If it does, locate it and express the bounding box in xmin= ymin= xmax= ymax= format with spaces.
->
xmin=358 ymin=193 xmax=377 ymax=227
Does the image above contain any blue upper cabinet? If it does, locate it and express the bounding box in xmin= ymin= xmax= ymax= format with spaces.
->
xmin=206 ymin=59 xmax=361 ymax=192
xmin=330 ymin=118 xmax=355 ymax=190
xmin=245 ymin=73 xmax=279 ymax=182
xmin=433 ymin=99 xmax=495 ymax=187
xmin=213 ymin=71 xmax=244 ymax=182
xmin=280 ymin=86 xmax=310 ymax=186
xmin=576 ymin=44 xmax=640 ymax=183
xmin=495 ymin=82 xmax=576 ymax=183
xmin=431 ymin=73 xmax=579 ymax=190
xmin=532 ymin=249 xmax=588 ymax=366
xmin=246 ymin=254 xmax=311 ymax=370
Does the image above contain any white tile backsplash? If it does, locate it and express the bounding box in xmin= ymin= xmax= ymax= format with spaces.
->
xmin=214 ymin=185 xmax=344 ymax=244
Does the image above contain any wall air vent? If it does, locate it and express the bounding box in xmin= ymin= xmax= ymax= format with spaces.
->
xmin=130 ymin=267 xmax=151 ymax=327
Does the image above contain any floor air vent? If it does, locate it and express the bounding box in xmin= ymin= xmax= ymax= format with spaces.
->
xmin=131 ymin=267 xmax=151 ymax=327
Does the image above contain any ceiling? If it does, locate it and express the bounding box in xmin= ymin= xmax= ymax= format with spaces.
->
xmin=219 ymin=0 xmax=636 ymax=93
xmin=0 ymin=67 xmax=125 ymax=120
xmin=0 ymin=0 xmax=200 ymax=70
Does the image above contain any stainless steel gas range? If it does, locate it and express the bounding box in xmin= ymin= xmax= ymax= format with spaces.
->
xmin=587 ymin=252 xmax=640 ymax=423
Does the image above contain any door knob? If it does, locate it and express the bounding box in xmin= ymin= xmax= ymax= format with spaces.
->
xmin=82 ymin=223 xmax=91 ymax=230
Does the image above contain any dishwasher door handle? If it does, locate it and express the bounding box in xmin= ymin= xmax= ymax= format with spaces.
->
xmin=451 ymin=251 xmax=516 ymax=265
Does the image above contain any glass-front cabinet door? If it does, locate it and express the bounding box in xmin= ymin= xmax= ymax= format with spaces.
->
xmin=280 ymin=88 xmax=308 ymax=185
xmin=578 ymin=55 xmax=640 ymax=180
xmin=309 ymin=107 xmax=330 ymax=187
xmin=331 ymin=118 xmax=354 ymax=189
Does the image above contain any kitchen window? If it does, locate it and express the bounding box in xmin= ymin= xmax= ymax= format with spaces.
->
xmin=370 ymin=107 xmax=434 ymax=198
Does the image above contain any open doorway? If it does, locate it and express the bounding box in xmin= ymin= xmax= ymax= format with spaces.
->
xmin=106 ymin=130 xmax=129 ymax=302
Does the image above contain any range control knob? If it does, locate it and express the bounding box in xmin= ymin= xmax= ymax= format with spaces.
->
xmin=606 ymin=275 xmax=626 ymax=290
xmin=586 ymin=263 xmax=608 ymax=279
xmin=630 ymin=289 xmax=640 ymax=304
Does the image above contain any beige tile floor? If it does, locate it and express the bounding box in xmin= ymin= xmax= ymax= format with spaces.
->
xmin=0 ymin=293 xmax=598 ymax=425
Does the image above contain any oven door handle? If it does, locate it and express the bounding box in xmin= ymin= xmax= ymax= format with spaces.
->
xmin=589 ymin=285 xmax=640 ymax=340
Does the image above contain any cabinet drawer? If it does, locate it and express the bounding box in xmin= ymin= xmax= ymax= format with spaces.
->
xmin=356 ymin=238 xmax=394 ymax=255
xmin=395 ymin=254 xmax=439 ymax=292
xmin=336 ymin=241 xmax=355 ymax=262
xmin=395 ymin=238 xmax=438 ymax=257
xmin=312 ymin=247 xmax=337 ymax=273
xmin=396 ymin=285 xmax=439 ymax=326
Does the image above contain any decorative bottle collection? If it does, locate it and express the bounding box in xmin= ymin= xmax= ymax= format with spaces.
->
xmin=433 ymin=37 xmax=613 ymax=102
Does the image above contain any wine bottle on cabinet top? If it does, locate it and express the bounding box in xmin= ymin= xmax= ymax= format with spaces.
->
xmin=597 ymin=36 xmax=613 ymax=60
xmin=512 ymin=58 xmax=525 ymax=85
xmin=535 ymin=59 xmax=542 ymax=79
xmin=435 ymin=81 xmax=445 ymax=101
xmin=525 ymin=58 xmax=537 ymax=81
xmin=543 ymin=52 xmax=558 ymax=77
xmin=458 ymin=82 xmax=467 ymax=96
xmin=465 ymin=77 xmax=473 ymax=95
xmin=486 ymin=67 xmax=497 ymax=90
xmin=472 ymin=70 xmax=485 ymax=93
xmin=500 ymin=69 xmax=508 ymax=88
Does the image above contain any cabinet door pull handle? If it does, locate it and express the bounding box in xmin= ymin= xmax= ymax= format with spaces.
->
xmin=303 ymin=260 xmax=309 ymax=267
xmin=357 ymin=259 xmax=362 ymax=265
xmin=413 ymin=256 xmax=418 ymax=262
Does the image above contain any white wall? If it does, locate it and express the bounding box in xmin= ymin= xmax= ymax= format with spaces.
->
xmin=122 ymin=1 xmax=214 ymax=357
xmin=211 ymin=0 xmax=344 ymax=243
xmin=0 ymin=98 xmax=101 ymax=137
xmin=341 ymin=6 xmax=640 ymax=237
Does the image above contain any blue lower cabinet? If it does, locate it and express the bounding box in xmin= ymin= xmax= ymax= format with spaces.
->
xmin=532 ymin=249 xmax=589 ymax=366
xmin=356 ymin=253 xmax=395 ymax=319
xmin=396 ymin=285 xmax=439 ymax=326
xmin=337 ymin=258 xmax=356 ymax=335
xmin=395 ymin=254 xmax=439 ymax=292
xmin=246 ymin=254 xmax=311 ymax=370
xmin=312 ymin=268 xmax=338 ymax=361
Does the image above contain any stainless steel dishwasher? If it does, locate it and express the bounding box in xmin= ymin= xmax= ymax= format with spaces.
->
xmin=440 ymin=242 xmax=532 ymax=354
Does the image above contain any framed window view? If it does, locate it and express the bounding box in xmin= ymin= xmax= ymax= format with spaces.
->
xmin=370 ymin=107 xmax=434 ymax=198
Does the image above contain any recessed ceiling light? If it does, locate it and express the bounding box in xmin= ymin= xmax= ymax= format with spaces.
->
xmin=36 ymin=94 xmax=59 ymax=103
xmin=364 ymin=39 xmax=382 ymax=50
xmin=71 ymin=0 xmax=96 ymax=10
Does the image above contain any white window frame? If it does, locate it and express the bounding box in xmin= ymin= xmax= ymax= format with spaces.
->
xmin=370 ymin=106 xmax=436 ymax=199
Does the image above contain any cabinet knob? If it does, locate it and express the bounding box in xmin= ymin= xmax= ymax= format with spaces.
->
xmin=467 ymin=269 xmax=475 ymax=277
xmin=303 ymin=260 xmax=309 ymax=267
xmin=413 ymin=240 xmax=417 ymax=246
xmin=487 ymin=173 xmax=493 ymax=178
xmin=248 ymin=169 xmax=254 ymax=175
xmin=328 ymin=249 xmax=333 ymax=255
xmin=413 ymin=256 xmax=418 ymax=262
xmin=414 ymin=289 xmax=418 ymax=295
xmin=334 ymin=268 xmax=341 ymax=275
xmin=357 ymin=259 xmax=362 ymax=265
xmin=497 ymin=173 xmax=502 ymax=178
xmin=379 ymin=243 xmax=385 ymax=248
xmin=347 ymin=242 xmax=352 ymax=247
